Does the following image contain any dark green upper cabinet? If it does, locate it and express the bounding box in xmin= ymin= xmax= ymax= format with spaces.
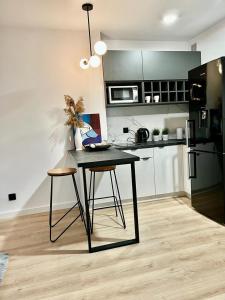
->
xmin=142 ymin=51 xmax=201 ymax=80
xmin=103 ymin=50 xmax=143 ymax=81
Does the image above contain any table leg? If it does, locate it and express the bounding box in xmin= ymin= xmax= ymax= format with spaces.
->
xmin=82 ymin=167 xmax=92 ymax=252
xmin=131 ymin=162 xmax=140 ymax=243
xmin=83 ymin=162 xmax=139 ymax=253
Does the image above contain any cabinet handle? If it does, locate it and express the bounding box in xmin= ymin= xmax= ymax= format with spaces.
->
xmin=188 ymin=151 xmax=197 ymax=179
xmin=187 ymin=120 xmax=196 ymax=147
xmin=141 ymin=157 xmax=152 ymax=160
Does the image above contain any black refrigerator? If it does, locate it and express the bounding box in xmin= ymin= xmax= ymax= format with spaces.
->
xmin=187 ymin=57 xmax=225 ymax=224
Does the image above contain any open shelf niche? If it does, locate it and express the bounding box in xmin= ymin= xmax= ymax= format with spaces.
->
xmin=105 ymin=79 xmax=189 ymax=107
xmin=143 ymin=79 xmax=189 ymax=104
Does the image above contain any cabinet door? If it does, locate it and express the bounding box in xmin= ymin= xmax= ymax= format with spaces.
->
xmin=154 ymin=146 xmax=184 ymax=195
xmin=124 ymin=149 xmax=155 ymax=198
xmin=103 ymin=50 xmax=143 ymax=81
xmin=142 ymin=51 xmax=201 ymax=80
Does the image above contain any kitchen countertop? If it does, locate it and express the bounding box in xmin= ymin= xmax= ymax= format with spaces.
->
xmin=113 ymin=139 xmax=186 ymax=150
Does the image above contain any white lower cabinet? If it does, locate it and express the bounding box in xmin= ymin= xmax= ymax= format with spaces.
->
xmin=153 ymin=146 xmax=184 ymax=195
xmin=90 ymin=146 xmax=184 ymax=203
xmin=124 ymin=149 xmax=156 ymax=198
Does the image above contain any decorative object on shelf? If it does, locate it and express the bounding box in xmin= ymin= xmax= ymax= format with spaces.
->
xmin=145 ymin=95 xmax=151 ymax=103
xmin=80 ymin=113 xmax=102 ymax=146
xmin=80 ymin=3 xmax=107 ymax=69
xmin=64 ymin=95 xmax=85 ymax=151
xmin=153 ymin=95 xmax=160 ymax=103
xmin=162 ymin=128 xmax=169 ymax=141
xmin=152 ymin=128 xmax=160 ymax=142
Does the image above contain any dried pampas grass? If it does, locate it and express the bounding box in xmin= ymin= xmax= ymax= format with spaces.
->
xmin=64 ymin=95 xmax=85 ymax=128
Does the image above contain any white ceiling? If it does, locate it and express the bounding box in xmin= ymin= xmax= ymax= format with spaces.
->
xmin=1 ymin=0 xmax=225 ymax=41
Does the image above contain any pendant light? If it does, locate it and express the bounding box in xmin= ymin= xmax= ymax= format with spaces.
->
xmin=80 ymin=3 xmax=107 ymax=69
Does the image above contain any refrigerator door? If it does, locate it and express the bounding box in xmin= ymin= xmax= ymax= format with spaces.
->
xmin=188 ymin=58 xmax=223 ymax=153
xmin=189 ymin=150 xmax=225 ymax=223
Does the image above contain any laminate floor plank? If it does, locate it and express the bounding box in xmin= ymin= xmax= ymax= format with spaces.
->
xmin=1 ymin=198 xmax=225 ymax=300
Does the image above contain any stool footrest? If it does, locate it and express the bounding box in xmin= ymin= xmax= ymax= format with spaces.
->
xmin=50 ymin=202 xmax=80 ymax=228
xmin=50 ymin=213 xmax=81 ymax=242
xmin=93 ymin=203 xmax=123 ymax=211
xmin=88 ymin=195 xmax=117 ymax=202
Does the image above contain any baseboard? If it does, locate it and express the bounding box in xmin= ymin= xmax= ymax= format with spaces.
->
xmin=93 ymin=191 xmax=187 ymax=208
xmin=0 ymin=202 xmax=75 ymax=220
xmin=0 ymin=192 xmax=190 ymax=220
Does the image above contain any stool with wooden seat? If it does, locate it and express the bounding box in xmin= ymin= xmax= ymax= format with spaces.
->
xmin=47 ymin=167 xmax=84 ymax=242
xmin=88 ymin=165 xmax=126 ymax=233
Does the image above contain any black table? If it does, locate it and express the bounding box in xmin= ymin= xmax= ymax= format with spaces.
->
xmin=72 ymin=148 xmax=140 ymax=253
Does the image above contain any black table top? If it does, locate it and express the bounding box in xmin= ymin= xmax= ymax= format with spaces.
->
xmin=71 ymin=148 xmax=140 ymax=168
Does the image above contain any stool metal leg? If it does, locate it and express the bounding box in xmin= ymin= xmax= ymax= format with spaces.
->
xmin=109 ymin=171 xmax=118 ymax=217
xmin=49 ymin=176 xmax=53 ymax=241
xmin=113 ymin=170 xmax=126 ymax=229
xmin=49 ymin=175 xmax=82 ymax=243
xmin=72 ymin=174 xmax=84 ymax=223
xmin=87 ymin=169 xmax=126 ymax=234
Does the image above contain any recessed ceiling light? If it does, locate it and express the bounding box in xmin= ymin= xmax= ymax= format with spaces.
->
xmin=162 ymin=12 xmax=179 ymax=26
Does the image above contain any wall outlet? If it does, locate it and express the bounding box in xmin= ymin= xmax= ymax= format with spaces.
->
xmin=8 ymin=193 xmax=16 ymax=201
xmin=123 ymin=127 xmax=129 ymax=133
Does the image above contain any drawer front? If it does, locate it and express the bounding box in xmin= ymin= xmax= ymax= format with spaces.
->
xmin=124 ymin=148 xmax=154 ymax=159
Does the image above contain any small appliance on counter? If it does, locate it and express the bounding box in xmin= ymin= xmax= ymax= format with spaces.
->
xmin=176 ymin=128 xmax=183 ymax=139
xmin=136 ymin=128 xmax=150 ymax=143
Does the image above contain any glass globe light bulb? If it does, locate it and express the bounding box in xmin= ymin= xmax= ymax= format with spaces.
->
xmin=80 ymin=58 xmax=89 ymax=69
xmin=89 ymin=55 xmax=101 ymax=68
xmin=94 ymin=41 xmax=107 ymax=56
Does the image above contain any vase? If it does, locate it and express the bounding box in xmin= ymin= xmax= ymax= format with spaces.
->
xmin=65 ymin=126 xmax=75 ymax=151
xmin=153 ymin=135 xmax=160 ymax=142
xmin=162 ymin=134 xmax=168 ymax=141
xmin=74 ymin=127 xmax=83 ymax=151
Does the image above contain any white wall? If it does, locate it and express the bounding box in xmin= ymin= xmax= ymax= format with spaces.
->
xmin=189 ymin=19 xmax=225 ymax=63
xmin=0 ymin=27 xmax=106 ymax=217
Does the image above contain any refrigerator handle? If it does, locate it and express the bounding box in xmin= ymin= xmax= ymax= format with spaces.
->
xmin=190 ymin=85 xmax=193 ymax=101
xmin=186 ymin=120 xmax=196 ymax=147
xmin=185 ymin=120 xmax=189 ymax=146
xmin=188 ymin=151 xmax=197 ymax=179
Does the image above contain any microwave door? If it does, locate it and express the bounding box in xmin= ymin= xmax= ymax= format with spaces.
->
xmin=109 ymin=86 xmax=138 ymax=104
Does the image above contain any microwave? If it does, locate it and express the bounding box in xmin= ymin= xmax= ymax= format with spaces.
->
xmin=108 ymin=85 xmax=138 ymax=104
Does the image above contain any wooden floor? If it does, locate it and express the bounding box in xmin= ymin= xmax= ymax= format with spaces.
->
xmin=1 ymin=197 xmax=225 ymax=299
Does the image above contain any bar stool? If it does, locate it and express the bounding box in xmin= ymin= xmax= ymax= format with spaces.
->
xmin=88 ymin=165 xmax=126 ymax=233
xmin=47 ymin=167 xmax=84 ymax=242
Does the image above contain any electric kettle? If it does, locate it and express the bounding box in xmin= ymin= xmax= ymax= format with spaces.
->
xmin=136 ymin=128 xmax=150 ymax=143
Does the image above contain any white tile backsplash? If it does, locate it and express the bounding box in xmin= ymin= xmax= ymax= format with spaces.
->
xmin=107 ymin=112 xmax=189 ymax=143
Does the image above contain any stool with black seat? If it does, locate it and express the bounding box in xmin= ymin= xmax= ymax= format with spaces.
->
xmin=88 ymin=165 xmax=126 ymax=234
xmin=47 ymin=167 xmax=84 ymax=242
